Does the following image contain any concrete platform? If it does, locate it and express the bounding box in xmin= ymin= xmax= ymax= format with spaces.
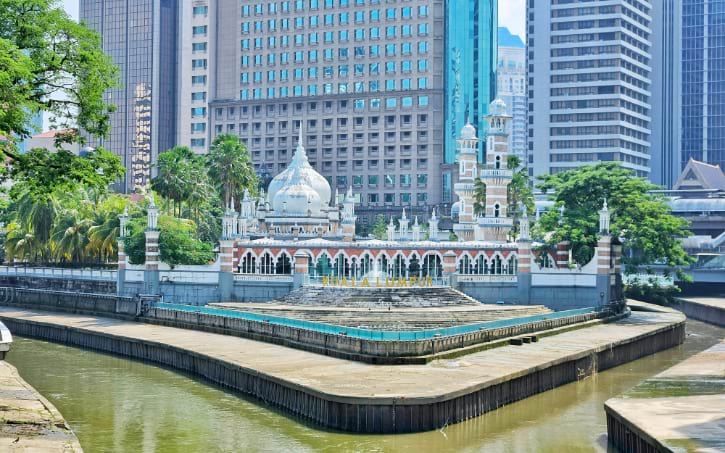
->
xmin=605 ymin=340 xmax=725 ymax=452
xmin=0 ymin=361 xmax=82 ymax=452
xmin=678 ymin=297 xmax=725 ymax=327
xmin=0 ymin=305 xmax=685 ymax=433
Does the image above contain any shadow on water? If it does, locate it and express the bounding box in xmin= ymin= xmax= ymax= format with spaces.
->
xmin=5 ymin=319 xmax=723 ymax=453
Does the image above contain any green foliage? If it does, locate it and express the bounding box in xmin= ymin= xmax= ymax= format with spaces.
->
xmin=537 ymin=162 xmax=693 ymax=272
xmin=624 ymin=279 xmax=681 ymax=306
xmin=473 ymin=178 xmax=486 ymax=216
xmin=123 ymin=214 xmax=214 ymax=267
xmin=151 ymin=146 xmax=212 ymax=217
xmin=207 ymin=134 xmax=258 ymax=207
xmin=0 ymin=0 xmax=118 ymax=141
xmin=4 ymin=188 xmax=129 ymax=265
xmin=506 ymin=156 xmax=534 ymax=240
xmin=370 ymin=215 xmax=388 ymax=239
xmin=8 ymin=147 xmax=124 ymax=201
xmin=0 ymin=0 xmax=119 ymax=192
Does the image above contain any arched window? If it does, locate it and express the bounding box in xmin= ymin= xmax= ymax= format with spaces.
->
xmin=458 ymin=255 xmax=473 ymax=274
xmin=275 ymin=253 xmax=292 ymax=274
xmin=508 ymin=255 xmax=518 ymax=275
xmin=492 ymin=255 xmax=503 ymax=274
xmin=494 ymin=203 xmax=500 ymax=218
xmin=260 ymin=252 xmax=274 ymax=274
xmin=476 ymin=255 xmax=487 ymax=275
xmin=240 ymin=252 xmax=256 ymax=273
xmin=495 ymin=155 xmax=501 ymax=169
xmin=423 ymin=254 xmax=442 ymax=278
xmin=315 ymin=254 xmax=333 ymax=276
xmin=408 ymin=255 xmax=421 ymax=277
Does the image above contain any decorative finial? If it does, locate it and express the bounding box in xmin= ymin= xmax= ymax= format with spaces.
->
xmin=402 ymin=208 xmax=407 ymax=220
xmin=431 ymin=207 xmax=437 ymax=220
xmin=414 ymin=216 xmax=419 ymax=226
xmin=298 ymin=121 xmax=303 ymax=146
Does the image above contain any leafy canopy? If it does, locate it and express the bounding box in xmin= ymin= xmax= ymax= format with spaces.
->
xmin=537 ymin=162 xmax=692 ymax=273
xmin=124 ymin=215 xmax=215 ymax=268
xmin=0 ymin=0 xmax=120 ymax=195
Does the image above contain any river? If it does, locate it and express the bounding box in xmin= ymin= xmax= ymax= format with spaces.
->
xmin=6 ymin=319 xmax=723 ymax=453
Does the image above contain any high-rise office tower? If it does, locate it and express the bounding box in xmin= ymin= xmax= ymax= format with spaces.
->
xmin=681 ymin=0 xmax=725 ymax=172
xmin=80 ymin=0 xmax=179 ymax=192
xmin=526 ymin=0 xmax=652 ymax=178
xmin=649 ymin=0 xmax=681 ymax=188
xmin=200 ymin=0 xmax=496 ymax=221
xmin=497 ymin=27 xmax=526 ymax=164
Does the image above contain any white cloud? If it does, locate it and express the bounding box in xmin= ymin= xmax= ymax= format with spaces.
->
xmin=499 ymin=0 xmax=526 ymax=39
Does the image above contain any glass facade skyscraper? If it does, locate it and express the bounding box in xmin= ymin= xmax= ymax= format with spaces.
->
xmin=682 ymin=0 xmax=725 ymax=170
xmin=444 ymin=0 xmax=498 ymax=164
xmin=80 ymin=0 xmax=178 ymax=192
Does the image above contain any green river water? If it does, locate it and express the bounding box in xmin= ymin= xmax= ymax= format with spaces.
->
xmin=6 ymin=319 xmax=723 ymax=453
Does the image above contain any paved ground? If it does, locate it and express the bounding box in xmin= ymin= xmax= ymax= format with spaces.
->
xmin=0 ymin=361 xmax=82 ymax=452
xmin=606 ymin=340 xmax=725 ymax=452
xmin=211 ymin=301 xmax=551 ymax=330
xmin=0 ymin=305 xmax=683 ymax=402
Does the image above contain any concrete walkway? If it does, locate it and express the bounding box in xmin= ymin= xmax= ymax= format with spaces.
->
xmin=679 ymin=297 xmax=725 ymax=327
xmin=0 ymin=361 xmax=82 ymax=452
xmin=605 ymin=340 xmax=725 ymax=452
xmin=0 ymin=305 xmax=683 ymax=402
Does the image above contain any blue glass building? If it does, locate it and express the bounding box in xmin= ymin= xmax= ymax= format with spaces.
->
xmin=444 ymin=0 xmax=498 ymax=164
xmin=682 ymin=0 xmax=725 ymax=170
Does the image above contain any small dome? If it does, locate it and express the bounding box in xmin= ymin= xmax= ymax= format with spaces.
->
xmin=273 ymin=182 xmax=322 ymax=216
xmin=460 ymin=122 xmax=477 ymax=140
xmin=488 ymin=98 xmax=508 ymax=117
xmin=451 ymin=201 xmax=462 ymax=219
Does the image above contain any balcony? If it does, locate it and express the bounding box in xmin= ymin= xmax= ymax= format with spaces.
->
xmin=480 ymin=169 xmax=514 ymax=179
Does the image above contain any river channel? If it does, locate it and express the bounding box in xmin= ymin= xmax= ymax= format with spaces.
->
xmin=6 ymin=319 xmax=723 ymax=453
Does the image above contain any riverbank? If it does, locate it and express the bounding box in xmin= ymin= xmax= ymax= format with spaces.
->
xmin=0 ymin=304 xmax=684 ymax=434
xmin=605 ymin=340 xmax=725 ymax=452
xmin=0 ymin=360 xmax=82 ymax=452
xmin=678 ymin=297 xmax=725 ymax=327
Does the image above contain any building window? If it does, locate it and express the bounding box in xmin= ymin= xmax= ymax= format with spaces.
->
xmin=192 ymin=26 xmax=207 ymax=36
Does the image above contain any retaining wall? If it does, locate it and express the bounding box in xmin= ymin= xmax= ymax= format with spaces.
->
xmin=0 ymin=314 xmax=685 ymax=434
xmin=0 ymin=287 xmax=139 ymax=317
xmin=676 ymin=299 xmax=725 ymax=327
xmin=0 ymin=275 xmax=116 ymax=294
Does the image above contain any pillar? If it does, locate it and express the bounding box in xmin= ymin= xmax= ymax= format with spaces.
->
xmin=556 ymin=241 xmax=570 ymax=268
xmin=218 ymin=239 xmax=235 ymax=301
xmin=144 ymin=229 xmax=160 ymax=295
xmin=517 ymin=240 xmax=531 ymax=305
xmin=442 ymin=251 xmax=457 ymax=288
xmin=596 ymin=236 xmax=612 ymax=308
xmin=293 ymin=252 xmax=309 ymax=289
xmin=117 ymin=240 xmax=126 ymax=296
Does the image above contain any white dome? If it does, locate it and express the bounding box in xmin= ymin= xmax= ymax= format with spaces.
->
xmin=273 ymin=182 xmax=322 ymax=216
xmin=451 ymin=201 xmax=462 ymax=217
xmin=267 ymin=132 xmax=331 ymax=206
xmin=488 ymin=98 xmax=508 ymax=117
xmin=460 ymin=122 xmax=477 ymax=140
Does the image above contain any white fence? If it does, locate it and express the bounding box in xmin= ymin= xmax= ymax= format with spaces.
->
xmin=234 ymin=273 xmax=294 ymax=283
xmin=0 ymin=265 xmax=116 ymax=281
xmin=457 ymin=275 xmax=518 ymax=283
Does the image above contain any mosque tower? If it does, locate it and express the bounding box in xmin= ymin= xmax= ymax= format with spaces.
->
xmin=452 ymin=121 xmax=479 ymax=241
xmin=475 ymin=99 xmax=514 ymax=242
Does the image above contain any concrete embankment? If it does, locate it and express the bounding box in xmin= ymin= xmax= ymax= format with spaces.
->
xmin=0 ymin=305 xmax=684 ymax=434
xmin=605 ymin=340 xmax=725 ymax=452
xmin=677 ymin=297 xmax=725 ymax=327
xmin=0 ymin=360 xmax=82 ymax=451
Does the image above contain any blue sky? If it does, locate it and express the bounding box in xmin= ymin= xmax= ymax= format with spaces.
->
xmin=61 ymin=0 xmax=526 ymax=37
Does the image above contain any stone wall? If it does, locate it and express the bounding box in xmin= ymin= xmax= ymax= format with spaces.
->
xmin=0 ymin=275 xmax=116 ymax=294
xmin=0 ymin=287 xmax=138 ymax=317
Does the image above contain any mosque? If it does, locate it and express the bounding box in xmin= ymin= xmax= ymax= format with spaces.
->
xmin=121 ymin=99 xmax=621 ymax=310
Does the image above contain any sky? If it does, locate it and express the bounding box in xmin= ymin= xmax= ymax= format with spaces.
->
xmin=61 ymin=0 xmax=526 ymax=38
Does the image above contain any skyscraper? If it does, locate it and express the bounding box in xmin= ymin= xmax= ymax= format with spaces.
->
xmin=681 ymin=0 xmax=725 ymax=172
xmin=199 ymin=0 xmax=496 ymax=221
xmin=650 ymin=0 xmax=682 ymax=188
xmin=496 ymin=27 xmax=526 ymax=164
xmin=80 ymin=0 xmax=178 ymax=192
xmin=526 ymin=0 xmax=652 ymax=178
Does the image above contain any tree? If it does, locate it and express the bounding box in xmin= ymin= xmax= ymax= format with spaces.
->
xmin=506 ymin=155 xmax=534 ymax=240
xmin=537 ymin=162 xmax=692 ymax=274
xmin=206 ymin=134 xmax=258 ymax=208
xmin=0 ymin=0 xmax=120 ymax=191
xmin=473 ymin=178 xmax=486 ymax=216
xmin=124 ymin=215 xmax=215 ymax=267
xmin=370 ymin=215 xmax=388 ymax=239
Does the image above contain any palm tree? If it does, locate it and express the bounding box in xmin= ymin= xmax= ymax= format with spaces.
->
xmin=206 ymin=134 xmax=258 ymax=208
xmin=52 ymin=210 xmax=92 ymax=263
xmin=14 ymin=192 xmax=58 ymax=262
xmin=473 ymin=178 xmax=487 ymax=216
xmin=5 ymin=223 xmax=37 ymax=263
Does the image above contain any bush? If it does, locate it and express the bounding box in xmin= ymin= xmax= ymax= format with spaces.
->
xmin=124 ymin=215 xmax=215 ymax=267
xmin=624 ymin=279 xmax=681 ymax=306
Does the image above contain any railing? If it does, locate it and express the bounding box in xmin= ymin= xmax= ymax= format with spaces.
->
xmin=457 ymin=274 xmax=517 ymax=283
xmin=477 ymin=217 xmax=514 ymax=227
xmin=150 ymin=302 xmax=598 ymax=341
xmin=623 ymin=273 xmax=675 ymax=286
xmin=160 ymin=271 xmax=219 ymax=284
xmin=480 ymin=169 xmax=514 ymax=178
xmin=303 ymin=275 xmax=449 ymax=287
xmin=233 ymin=273 xmax=294 ymax=282
xmin=0 ymin=265 xmax=116 ymax=281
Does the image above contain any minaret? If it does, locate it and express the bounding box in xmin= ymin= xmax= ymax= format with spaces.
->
xmin=399 ymin=208 xmax=409 ymax=240
xmin=428 ymin=208 xmax=439 ymax=241
xmin=476 ymin=99 xmax=514 ymax=242
xmin=453 ymin=121 xmax=479 ymax=241
xmin=341 ymin=187 xmax=356 ymax=242
xmin=386 ymin=216 xmax=396 ymax=241
xmin=144 ymin=194 xmax=160 ymax=295
xmin=412 ymin=216 xmax=421 ymax=241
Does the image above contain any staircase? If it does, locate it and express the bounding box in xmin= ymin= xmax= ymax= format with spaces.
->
xmin=275 ymin=286 xmax=484 ymax=308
